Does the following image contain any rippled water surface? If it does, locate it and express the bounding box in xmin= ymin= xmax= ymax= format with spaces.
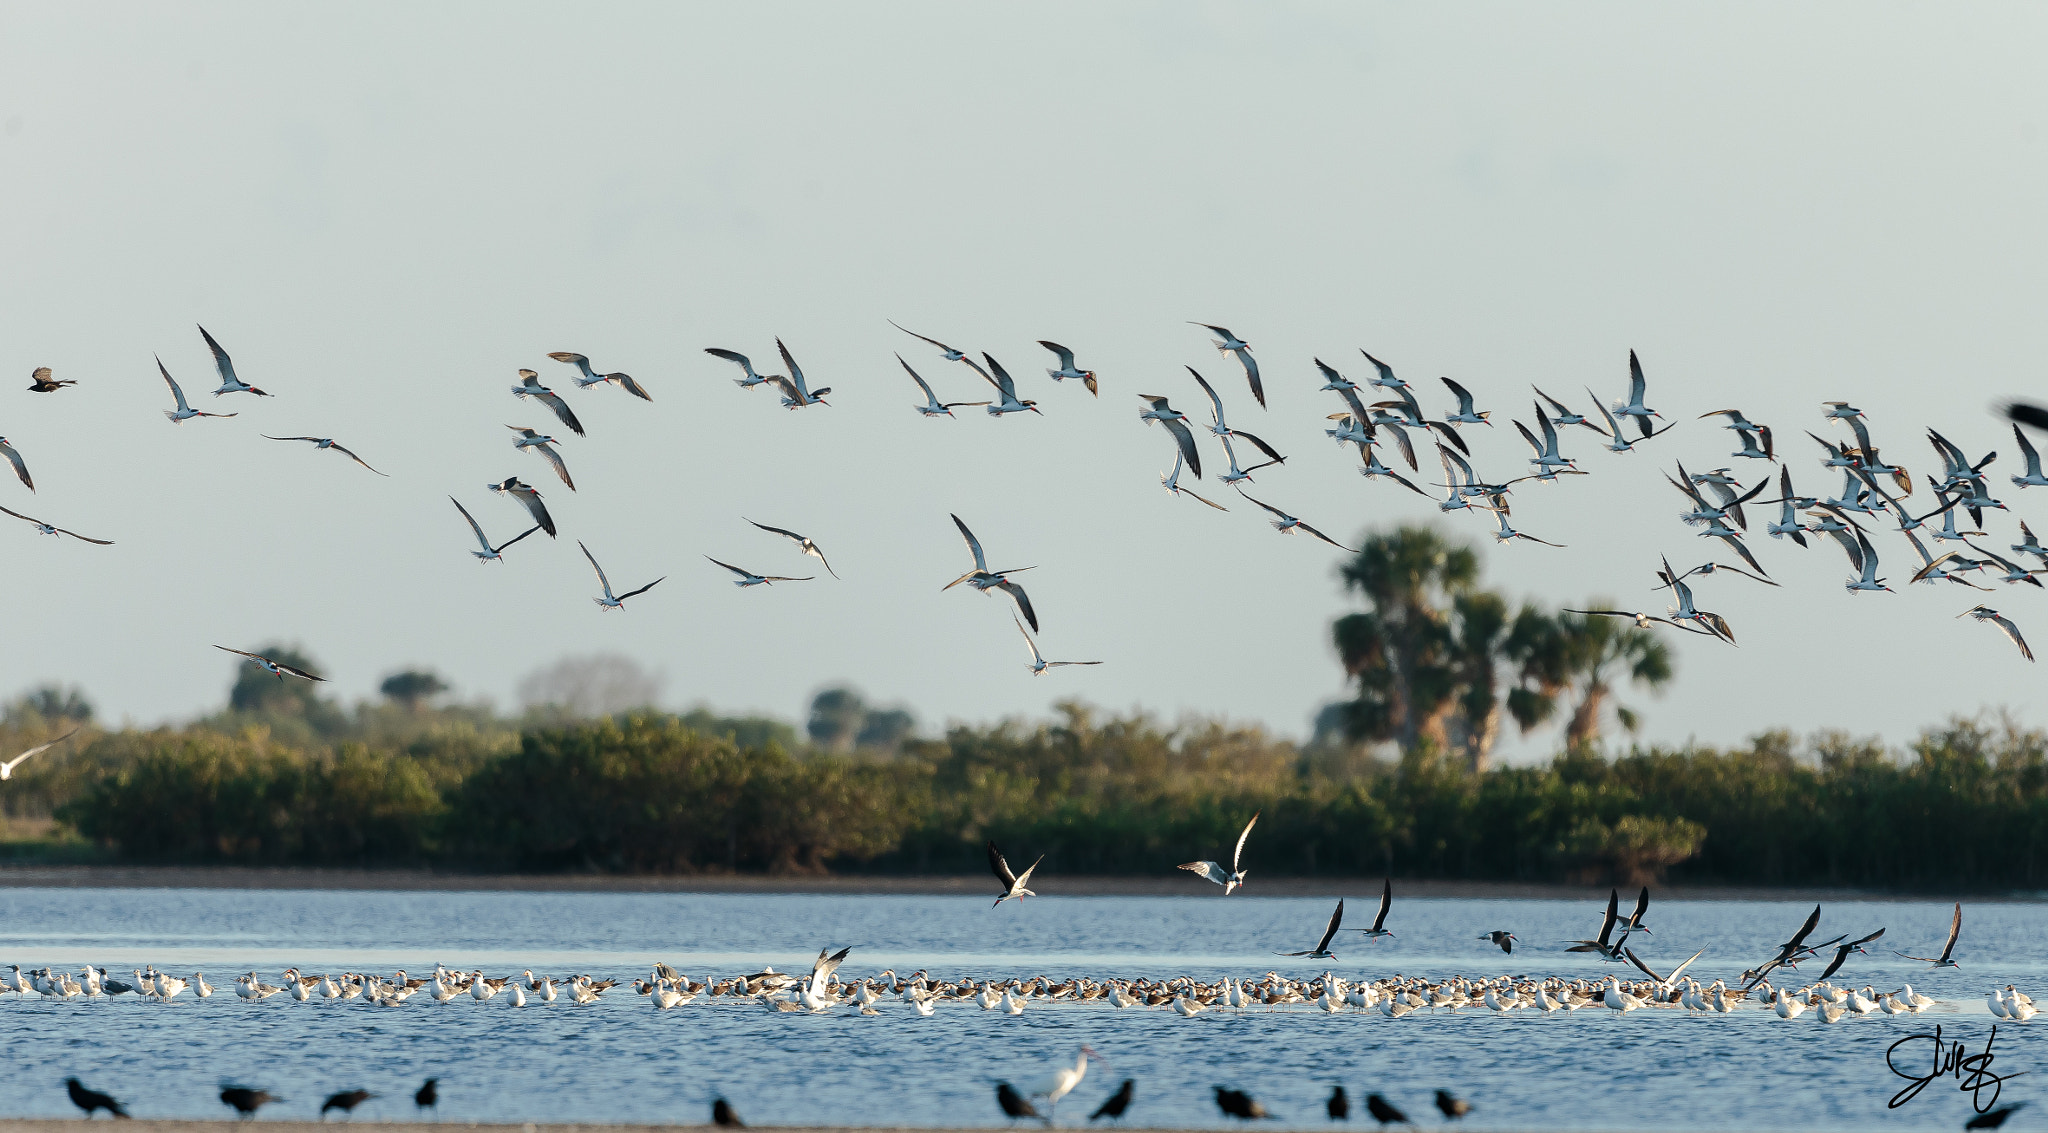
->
xmin=0 ymin=887 xmax=2041 ymax=1130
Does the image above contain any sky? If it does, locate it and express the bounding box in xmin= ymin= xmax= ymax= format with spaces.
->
xmin=1 ymin=2 xmax=2045 ymax=762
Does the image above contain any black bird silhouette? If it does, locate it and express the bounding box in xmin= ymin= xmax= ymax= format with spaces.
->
xmin=2008 ymin=403 xmax=2048 ymax=433
xmin=27 ymin=367 xmax=76 ymax=393
xmin=712 ymin=1098 xmax=744 ymax=1128
xmin=1089 ymin=1080 xmax=1133 ymax=1122
xmin=322 ymin=1090 xmax=375 ymax=1118
xmin=1365 ymin=1094 xmax=1409 ymax=1126
xmin=1215 ymin=1087 xmax=1272 ymax=1120
xmin=1968 ymin=1101 xmax=2028 ymax=1129
xmin=66 ymin=1078 xmax=129 ymax=1119
xmin=1479 ymin=930 xmax=1516 ymax=954
xmin=220 ymin=1087 xmax=281 ymax=1119
xmin=997 ymin=1083 xmax=1048 ymax=1125
xmin=414 ymin=1079 xmax=438 ymax=1113
xmin=1434 ymin=1090 xmax=1472 ymax=1120
xmin=1326 ymin=1085 xmax=1350 ymax=1120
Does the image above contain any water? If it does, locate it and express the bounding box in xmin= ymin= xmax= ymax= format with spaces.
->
xmin=0 ymin=886 xmax=2038 ymax=1130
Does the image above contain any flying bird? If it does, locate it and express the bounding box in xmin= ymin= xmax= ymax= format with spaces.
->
xmin=1016 ymin=617 xmax=1102 ymax=675
xmin=158 ymin=356 xmax=236 ymax=423
xmin=1358 ymin=878 xmax=1394 ymax=940
xmin=1235 ymin=490 xmax=1357 ymax=552
xmin=890 ymin=320 xmax=969 ymax=363
xmin=1478 ymin=930 xmax=1516 ymax=954
xmin=215 ymin=647 xmax=324 ymax=682
xmin=0 ymin=437 xmax=32 ymax=490
xmin=1564 ymin=888 xmax=1628 ymax=960
xmin=943 ymin=513 xmax=1039 ymax=631
xmin=1274 ymin=898 xmax=1344 ymax=959
xmin=28 ymin=367 xmax=75 ymax=393
xmin=1190 ymin=323 xmax=1263 ymax=407
xmin=1958 ymin=605 xmax=2033 ymax=661
xmin=449 ymin=497 xmax=539 ymax=562
xmin=510 ymin=369 xmax=586 ymax=436
xmin=898 ymin=354 xmax=988 ymax=417
xmin=508 ymin=426 xmax=575 ymax=490
xmin=549 ymin=351 xmax=651 ymax=400
xmin=705 ymin=348 xmax=776 ymax=389
xmin=199 ymin=326 xmax=268 ymax=397
xmin=582 ymin=542 xmax=664 ymax=610
xmin=1894 ymin=902 xmax=1964 ymax=967
xmin=262 ymin=435 xmax=387 ymax=475
xmin=1187 ymin=368 xmax=1285 ymax=465
xmin=768 ymin=338 xmax=830 ymax=408
xmin=1439 ymin=375 xmax=1491 ymax=427
xmin=487 ymin=477 xmax=556 ymax=537
xmin=1138 ymin=394 xmax=1203 ymax=477
xmin=1813 ymin=928 xmax=1886 ymax=981
xmin=1161 ymin=452 xmax=1228 ymax=510
xmin=1610 ymin=349 xmax=1661 ymax=437
xmin=988 ymin=839 xmax=1044 ymax=907
xmin=1179 ymin=812 xmax=1258 ymax=893
xmin=706 ymin=556 xmax=812 ymax=587
xmin=745 ymin=518 xmax=838 ymax=578
xmin=1039 ymin=341 xmax=1098 ymax=396
xmin=0 ymin=503 xmax=112 ymax=544
xmin=1 ymin=727 xmax=78 ymax=780
xmin=964 ymin=354 xmax=1038 ymax=417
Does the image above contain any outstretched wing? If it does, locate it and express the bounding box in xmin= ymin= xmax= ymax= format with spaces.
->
xmin=996 ymin=578 xmax=1038 ymax=633
xmin=1371 ymin=877 xmax=1392 ymax=932
xmin=1313 ymin=899 xmax=1345 ymax=953
xmin=987 ymin=840 xmax=1018 ymax=888
xmin=950 ymin=513 xmax=987 ymax=572
xmin=1232 ymin=812 xmax=1259 ymax=873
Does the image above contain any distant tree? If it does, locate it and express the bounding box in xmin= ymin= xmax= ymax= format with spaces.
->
xmin=856 ymin=707 xmax=917 ymax=752
xmin=227 ymin=644 xmax=329 ymax=716
xmin=1552 ymin=609 xmax=1674 ymax=745
xmin=379 ymin=670 xmax=450 ymax=712
xmin=807 ymin=687 xmax=866 ymax=752
xmin=515 ymin=654 xmax=662 ymax=718
xmin=4 ymin=685 xmax=94 ymax=725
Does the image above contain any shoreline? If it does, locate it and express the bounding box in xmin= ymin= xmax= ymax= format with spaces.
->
xmin=0 ymin=863 xmax=2034 ymax=901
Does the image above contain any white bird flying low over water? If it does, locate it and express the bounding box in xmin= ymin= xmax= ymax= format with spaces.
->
xmin=706 ymin=557 xmax=812 ymax=587
xmin=1015 ymin=616 xmax=1101 ymax=676
xmin=214 ymin=647 xmax=324 ymax=683
xmin=157 ymin=357 xmax=235 ymax=423
xmin=262 ymin=435 xmax=388 ymax=476
xmin=1179 ymin=811 xmax=1258 ymax=894
xmin=581 ymin=542 xmax=664 ymax=610
xmin=943 ymin=513 xmax=1040 ymax=631
xmin=1958 ymin=605 xmax=2033 ymax=661
xmin=987 ymin=840 xmax=1043 ymax=908
xmin=1895 ymin=902 xmax=1965 ymax=968
xmin=1275 ymin=899 xmax=1345 ymax=959
xmin=1161 ymin=452 xmax=1227 ymax=510
xmin=508 ymin=426 xmax=575 ymax=490
xmin=0 ymin=728 xmax=78 ymax=780
xmin=898 ymin=355 xmax=988 ymax=418
xmin=0 ymin=503 xmax=113 ymax=545
xmin=510 ymin=370 xmax=586 ymax=436
xmin=449 ymin=497 xmax=540 ymax=562
xmin=745 ymin=518 xmax=838 ymax=579
xmin=1190 ymin=322 xmax=1263 ymax=407
xmin=198 ymin=326 xmax=268 ymax=397
xmin=548 ymin=352 xmax=651 ymax=401
xmin=1038 ymin=341 xmax=1098 ymax=396
xmin=704 ymin=348 xmax=776 ymax=389
xmin=487 ymin=477 xmax=556 ymax=538
xmin=1234 ymin=490 xmax=1358 ymax=552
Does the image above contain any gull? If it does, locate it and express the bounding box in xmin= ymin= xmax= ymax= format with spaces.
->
xmin=507 ymin=426 xmax=574 ymax=489
xmin=214 ymin=647 xmax=324 ymax=682
xmin=890 ymin=320 xmax=968 ymax=363
xmin=1016 ymin=617 xmax=1101 ymax=675
xmin=1611 ymin=349 xmax=1662 ymax=437
xmin=1958 ymin=605 xmax=2033 ymax=661
xmin=1038 ymin=341 xmax=1098 ymax=396
xmin=510 ymin=370 xmax=586 ymax=435
xmin=158 ymin=356 xmax=236 ymax=423
xmin=1189 ymin=322 xmax=1263 ymax=407
xmin=964 ymin=354 xmax=1038 ymax=417
xmin=898 ymin=354 xmax=988 ymax=417
xmin=1439 ymin=376 xmax=1491 ymax=426
xmin=28 ymin=367 xmax=75 ymax=393
xmin=0 ymin=503 xmax=113 ymax=544
xmin=1179 ymin=811 xmax=1257 ymax=894
xmin=548 ymin=351 xmax=651 ymax=400
xmin=1564 ymin=888 xmax=1629 ymax=960
xmin=1161 ymin=452 xmax=1227 ymax=510
xmin=943 ymin=513 xmax=1039 ymax=631
xmin=487 ymin=477 xmax=556 ymax=537
xmin=988 ymin=839 xmax=1044 ymax=907
xmin=261 ymin=435 xmax=387 ymax=475
xmin=707 ymin=556 xmax=811 ymax=587
xmin=1236 ymin=490 xmax=1358 ymax=551
xmin=1479 ymin=930 xmax=1517 ymax=954
xmin=199 ymin=326 xmax=269 ymax=397
xmin=1894 ymin=902 xmax=1964 ymax=967
xmin=0 ymin=728 xmax=78 ymax=780
xmin=704 ymin=348 xmax=776 ymax=389
xmin=1357 ymin=878 xmax=1394 ymax=939
xmin=1515 ymin=402 xmax=1578 ymax=472
xmin=582 ymin=542 xmax=663 ymax=610
xmin=1586 ymin=388 xmax=1676 ymax=452
xmin=2011 ymin=424 xmax=2048 ymax=488
xmin=1489 ymin=499 xmax=1565 ymax=548
xmin=1602 ymin=976 xmax=1645 ymax=1012
xmin=1813 ymin=929 xmax=1887 ymax=981
xmin=1533 ymin=387 xmax=1606 ymax=433
xmin=1274 ymin=898 xmax=1344 ymax=959
xmin=1187 ymin=368 xmax=1285 ymax=464
xmin=767 ymin=338 xmax=830 ymax=408
xmin=745 ymin=518 xmax=838 ymax=578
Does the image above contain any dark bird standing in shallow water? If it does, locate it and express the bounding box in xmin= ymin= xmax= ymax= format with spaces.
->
xmin=322 ymin=1090 xmax=375 ymax=1118
xmin=220 ymin=1087 xmax=281 ymax=1119
xmin=712 ymin=1098 xmax=744 ymax=1128
xmin=997 ymin=1083 xmax=1048 ymax=1125
xmin=1089 ymin=1080 xmax=1133 ymax=1122
xmin=1365 ymin=1094 xmax=1409 ymax=1126
xmin=1435 ymin=1090 xmax=1473 ymax=1120
xmin=66 ymin=1078 xmax=128 ymax=1119
xmin=1215 ymin=1087 xmax=1272 ymax=1120
xmin=414 ymin=1079 xmax=438 ymax=1113
xmin=1326 ymin=1085 xmax=1350 ymax=1120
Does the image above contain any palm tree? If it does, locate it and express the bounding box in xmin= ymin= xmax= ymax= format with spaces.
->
xmin=1332 ymin=528 xmax=1478 ymax=752
xmin=1554 ymin=608 xmax=1674 ymax=746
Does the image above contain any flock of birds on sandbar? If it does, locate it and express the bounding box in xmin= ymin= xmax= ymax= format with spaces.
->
xmin=4 ymin=322 xmax=2046 ymax=702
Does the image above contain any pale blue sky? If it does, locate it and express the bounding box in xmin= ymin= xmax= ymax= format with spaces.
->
xmin=1 ymin=3 xmax=2043 ymax=760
